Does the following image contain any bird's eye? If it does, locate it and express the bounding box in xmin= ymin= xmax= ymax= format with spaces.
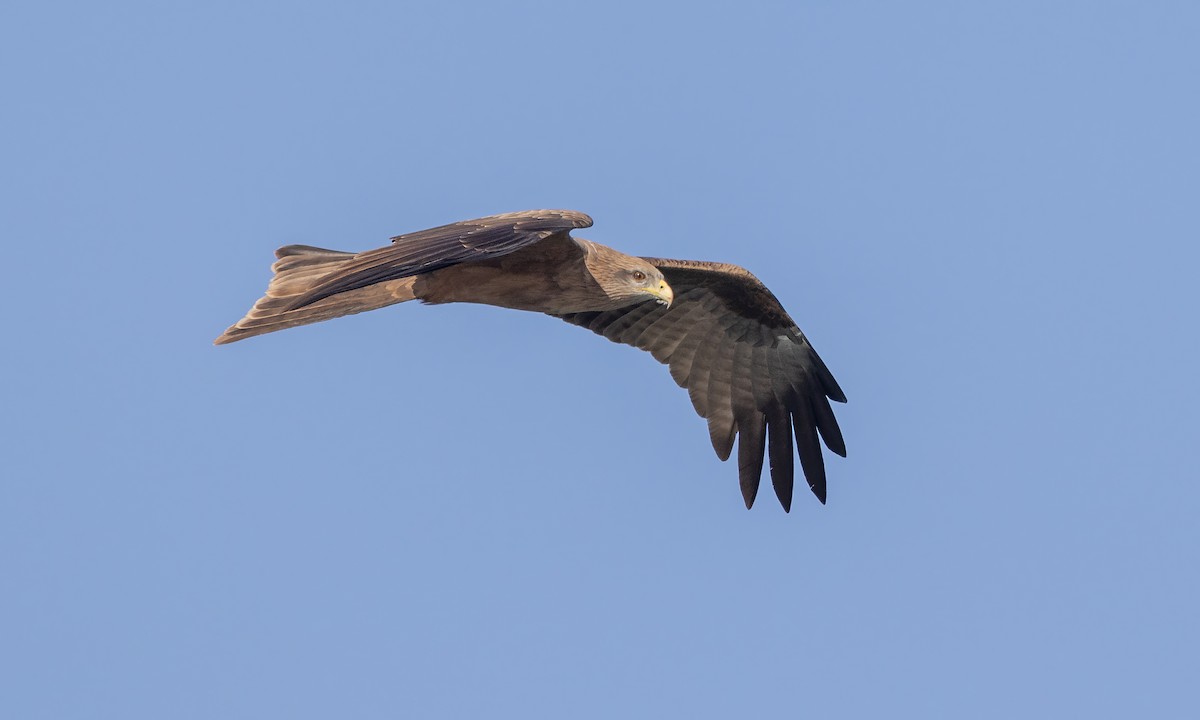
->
xmin=631 ymin=270 xmax=647 ymax=282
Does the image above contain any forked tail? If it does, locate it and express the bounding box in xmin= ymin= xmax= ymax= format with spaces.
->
xmin=214 ymin=245 xmax=416 ymax=345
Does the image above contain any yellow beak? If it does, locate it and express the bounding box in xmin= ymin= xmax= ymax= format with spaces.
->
xmin=649 ymin=280 xmax=674 ymax=308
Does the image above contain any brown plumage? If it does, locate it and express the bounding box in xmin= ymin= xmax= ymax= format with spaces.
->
xmin=215 ymin=210 xmax=847 ymax=511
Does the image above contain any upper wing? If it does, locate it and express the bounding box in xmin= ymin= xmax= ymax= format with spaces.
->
xmin=285 ymin=210 xmax=593 ymax=311
xmin=558 ymin=258 xmax=846 ymax=511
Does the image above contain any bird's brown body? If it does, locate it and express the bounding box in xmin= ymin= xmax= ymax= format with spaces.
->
xmin=417 ymin=237 xmax=663 ymax=314
xmin=216 ymin=210 xmax=846 ymax=511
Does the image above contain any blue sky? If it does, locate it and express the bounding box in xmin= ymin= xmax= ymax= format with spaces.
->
xmin=3 ymin=1 xmax=1197 ymax=717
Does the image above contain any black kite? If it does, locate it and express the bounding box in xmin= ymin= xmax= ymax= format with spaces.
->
xmin=216 ymin=210 xmax=847 ymax=511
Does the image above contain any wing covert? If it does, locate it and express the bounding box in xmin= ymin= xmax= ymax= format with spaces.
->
xmin=286 ymin=210 xmax=592 ymax=310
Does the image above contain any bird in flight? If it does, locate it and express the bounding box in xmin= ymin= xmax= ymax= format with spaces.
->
xmin=216 ymin=210 xmax=847 ymax=511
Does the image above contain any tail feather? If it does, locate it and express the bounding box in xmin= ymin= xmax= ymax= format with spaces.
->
xmin=214 ymin=245 xmax=417 ymax=345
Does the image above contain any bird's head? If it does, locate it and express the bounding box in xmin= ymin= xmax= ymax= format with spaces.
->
xmin=577 ymin=240 xmax=674 ymax=310
xmin=621 ymin=260 xmax=674 ymax=308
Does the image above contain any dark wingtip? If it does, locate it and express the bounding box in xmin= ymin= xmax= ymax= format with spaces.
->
xmin=740 ymin=470 xmax=759 ymax=509
xmin=811 ymin=481 xmax=827 ymax=505
xmin=767 ymin=414 xmax=794 ymax=513
xmin=737 ymin=416 xmax=767 ymax=512
xmin=821 ymin=433 xmax=847 ymax=458
xmin=769 ymin=464 xmax=794 ymax=513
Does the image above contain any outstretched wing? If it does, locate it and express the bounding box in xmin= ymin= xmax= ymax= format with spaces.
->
xmin=286 ymin=210 xmax=593 ymax=311
xmin=558 ymin=259 xmax=846 ymax=511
